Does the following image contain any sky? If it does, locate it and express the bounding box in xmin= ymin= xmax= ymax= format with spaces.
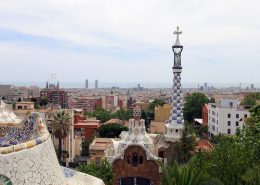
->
xmin=0 ymin=0 xmax=260 ymax=88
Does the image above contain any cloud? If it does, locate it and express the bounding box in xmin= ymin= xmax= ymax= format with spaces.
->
xmin=0 ymin=0 xmax=259 ymax=86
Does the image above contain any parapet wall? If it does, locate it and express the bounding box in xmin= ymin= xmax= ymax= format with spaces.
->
xmin=0 ymin=135 xmax=104 ymax=185
xmin=0 ymin=137 xmax=68 ymax=185
xmin=0 ymin=108 xmax=104 ymax=185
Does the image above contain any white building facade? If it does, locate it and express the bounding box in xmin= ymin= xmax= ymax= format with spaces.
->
xmin=208 ymin=99 xmax=250 ymax=136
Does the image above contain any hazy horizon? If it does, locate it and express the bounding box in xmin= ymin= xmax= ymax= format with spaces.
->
xmin=1 ymin=80 xmax=259 ymax=89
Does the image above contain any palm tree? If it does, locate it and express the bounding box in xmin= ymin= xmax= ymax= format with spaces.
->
xmin=160 ymin=161 xmax=223 ymax=185
xmin=51 ymin=110 xmax=72 ymax=161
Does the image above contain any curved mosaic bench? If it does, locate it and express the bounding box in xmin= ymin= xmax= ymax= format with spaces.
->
xmin=0 ymin=112 xmax=104 ymax=185
xmin=0 ymin=113 xmax=50 ymax=154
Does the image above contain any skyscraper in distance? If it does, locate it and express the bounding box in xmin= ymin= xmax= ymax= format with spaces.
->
xmin=85 ymin=79 xmax=88 ymax=89
xmin=95 ymin=79 xmax=98 ymax=89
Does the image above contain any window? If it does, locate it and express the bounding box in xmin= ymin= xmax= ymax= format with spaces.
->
xmin=130 ymin=153 xmax=144 ymax=167
xmin=228 ymin=114 xmax=231 ymax=118
xmin=230 ymin=102 xmax=233 ymax=107
xmin=236 ymin=114 xmax=239 ymax=118
xmin=212 ymin=118 xmax=215 ymax=123
xmin=132 ymin=153 xmax=138 ymax=167
xmin=244 ymin=114 xmax=247 ymax=118
xmin=227 ymin=129 xmax=231 ymax=134
xmin=228 ymin=121 xmax=231 ymax=126
xmin=236 ymin=121 xmax=239 ymax=126
xmin=176 ymin=129 xmax=178 ymax=133
xmin=159 ymin=151 xmax=165 ymax=158
xmin=139 ymin=156 xmax=143 ymax=164
xmin=17 ymin=106 xmax=22 ymax=109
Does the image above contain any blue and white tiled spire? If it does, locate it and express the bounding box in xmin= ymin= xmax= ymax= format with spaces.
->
xmin=165 ymin=26 xmax=184 ymax=142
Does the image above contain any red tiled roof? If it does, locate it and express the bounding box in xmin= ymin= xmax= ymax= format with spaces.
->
xmin=196 ymin=140 xmax=213 ymax=152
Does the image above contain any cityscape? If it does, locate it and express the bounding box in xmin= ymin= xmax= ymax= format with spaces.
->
xmin=0 ymin=1 xmax=260 ymax=185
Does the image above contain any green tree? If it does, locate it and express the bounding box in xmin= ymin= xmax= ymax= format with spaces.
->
xmin=86 ymin=108 xmax=112 ymax=123
xmin=160 ymin=160 xmax=223 ymax=185
xmin=193 ymin=124 xmax=208 ymax=139
xmin=192 ymin=105 xmax=260 ymax=185
xmin=183 ymin=93 xmax=209 ymax=122
xmin=174 ymin=124 xmax=196 ymax=164
xmin=241 ymin=163 xmax=260 ymax=185
xmin=98 ymin=123 xmax=128 ymax=138
xmin=77 ymin=159 xmax=114 ymax=185
xmin=194 ymin=137 xmax=255 ymax=185
xmin=30 ymin=97 xmax=37 ymax=102
xmin=240 ymin=105 xmax=260 ymax=185
xmin=39 ymin=97 xmax=48 ymax=107
xmin=240 ymin=96 xmax=256 ymax=107
xmin=209 ymin=133 xmax=224 ymax=145
xmin=81 ymin=140 xmax=90 ymax=157
xmin=141 ymin=110 xmax=154 ymax=131
xmin=112 ymin=109 xmax=132 ymax=121
xmin=148 ymin=98 xmax=165 ymax=112
xmin=51 ymin=110 xmax=71 ymax=160
xmin=30 ymin=97 xmax=40 ymax=109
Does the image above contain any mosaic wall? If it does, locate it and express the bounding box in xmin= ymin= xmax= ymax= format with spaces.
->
xmin=0 ymin=110 xmax=104 ymax=185
xmin=0 ymin=137 xmax=104 ymax=185
xmin=0 ymin=113 xmax=40 ymax=147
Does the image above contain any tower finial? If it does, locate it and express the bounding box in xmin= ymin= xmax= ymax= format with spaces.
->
xmin=174 ymin=26 xmax=182 ymax=46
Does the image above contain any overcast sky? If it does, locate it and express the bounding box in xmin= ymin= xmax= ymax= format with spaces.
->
xmin=0 ymin=0 xmax=259 ymax=87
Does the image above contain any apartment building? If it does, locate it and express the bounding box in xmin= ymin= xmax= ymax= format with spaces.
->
xmin=208 ymin=99 xmax=250 ymax=136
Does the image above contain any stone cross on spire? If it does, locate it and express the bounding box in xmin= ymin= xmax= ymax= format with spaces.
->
xmin=174 ymin=26 xmax=182 ymax=46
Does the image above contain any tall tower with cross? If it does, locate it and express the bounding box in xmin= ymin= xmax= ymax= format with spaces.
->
xmin=164 ymin=26 xmax=184 ymax=142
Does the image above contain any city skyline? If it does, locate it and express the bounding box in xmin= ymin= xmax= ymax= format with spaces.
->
xmin=0 ymin=0 xmax=260 ymax=84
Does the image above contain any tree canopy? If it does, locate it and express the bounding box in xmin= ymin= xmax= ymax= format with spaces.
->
xmin=193 ymin=105 xmax=260 ymax=185
xmin=98 ymin=123 xmax=128 ymax=138
xmin=241 ymin=92 xmax=260 ymax=107
xmin=51 ymin=110 xmax=72 ymax=160
xmin=39 ymin=97 xmax=48 ymax=107
xmin=112 ymin=109 xmax=132 ymax=121
xmin=172 ymin=123 xmax=197 ymax=164
xmin=77 ymin=159 xmax=114 ymax=185
xmin=183 ymin=93 xmax=209 ymax=122
xmin=85 ymin=108 xmax=132 ymax=123
xmin=160 ymin=160 xmax=223 ymax=185
xmin=148 ymin=98 xmax=166 ymax=111
xmin=240 ymin=96 xmax=256 ymax=107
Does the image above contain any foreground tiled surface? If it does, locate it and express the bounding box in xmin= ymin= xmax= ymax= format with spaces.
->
xmin=0 ymin=137 xmax=66 ymax=185
xmin=0 ymin=102 xmax=104 ymax=185
xmin=0 ymin=136 xmax=104 ymax=185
